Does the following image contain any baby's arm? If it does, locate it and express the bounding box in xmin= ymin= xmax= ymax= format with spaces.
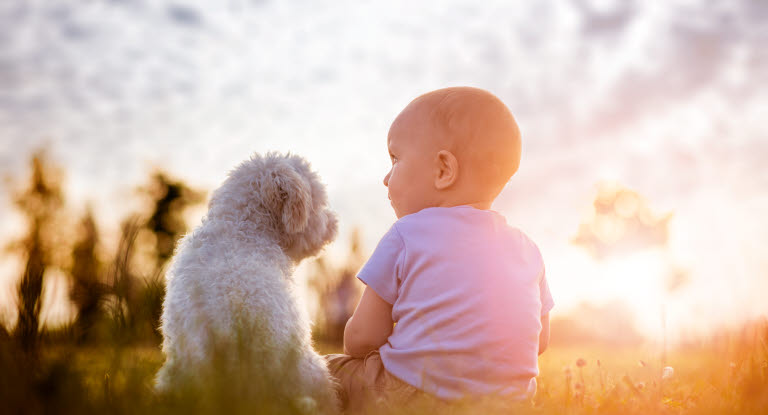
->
xmin=343 ymin=286 xmax=394 ymax=358
xmin=538 ymin=313 xmax=550 ymax=355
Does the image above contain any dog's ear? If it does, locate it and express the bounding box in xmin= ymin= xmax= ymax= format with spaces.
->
xmin=271 ymin=164 xmax=311 ymax=234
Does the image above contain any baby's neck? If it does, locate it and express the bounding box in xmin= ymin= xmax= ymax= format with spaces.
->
xmin=434 ymin=199 xmax=493 ymax=210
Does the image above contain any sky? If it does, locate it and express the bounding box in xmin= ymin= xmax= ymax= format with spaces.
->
xmin=0 ymin=0 xmax=766 ymax=341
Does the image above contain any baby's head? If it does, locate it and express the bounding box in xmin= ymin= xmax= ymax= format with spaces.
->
xmin=384 ymin=86 xmax=521 ymax=218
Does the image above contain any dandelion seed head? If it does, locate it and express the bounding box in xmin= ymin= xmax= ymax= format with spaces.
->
xmin=662 ymin=366 xmax=674 ymax=379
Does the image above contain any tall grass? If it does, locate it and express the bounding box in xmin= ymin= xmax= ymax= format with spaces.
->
xmin=1 ymin=318 xmax=766 ymax=414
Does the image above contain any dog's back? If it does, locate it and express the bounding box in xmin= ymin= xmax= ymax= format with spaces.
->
xmin=155 ymin=152 xmax=340 ymax=414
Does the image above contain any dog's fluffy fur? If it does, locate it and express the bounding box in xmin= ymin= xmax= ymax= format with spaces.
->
xmin=155 ymin=152 xmax=339 ymax=413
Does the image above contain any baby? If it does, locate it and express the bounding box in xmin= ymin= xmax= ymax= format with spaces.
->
xmin=325 ymin=86 xmax=554 ymax=413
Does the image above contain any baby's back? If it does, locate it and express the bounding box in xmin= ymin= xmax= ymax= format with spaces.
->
xmin=358 ymin=205 xmax=554 ymax=400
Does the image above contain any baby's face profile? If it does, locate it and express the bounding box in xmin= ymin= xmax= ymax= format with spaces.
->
xmin=383 ymin=105 xmax=438 ymax=219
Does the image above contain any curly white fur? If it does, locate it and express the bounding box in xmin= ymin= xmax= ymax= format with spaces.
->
xmin=155 ymin=152 xmax=339 ymax=414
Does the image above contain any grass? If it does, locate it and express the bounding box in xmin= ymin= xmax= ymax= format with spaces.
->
xmin=0 ymin=338 xmax=762 ymax=415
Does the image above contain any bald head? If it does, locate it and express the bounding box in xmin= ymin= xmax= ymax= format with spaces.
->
xmin=393 ymin=86 xmax=521 ymax=199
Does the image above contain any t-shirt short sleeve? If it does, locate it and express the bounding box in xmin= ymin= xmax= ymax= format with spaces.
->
xmin=356 ymin=224 xmax=405 ymax=305
xmin=539 ymin=266 xmax=555 ymax=316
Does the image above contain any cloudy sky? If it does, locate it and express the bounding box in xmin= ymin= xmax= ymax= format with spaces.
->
xmin=0 ymin=0 xmax=766 ymax=340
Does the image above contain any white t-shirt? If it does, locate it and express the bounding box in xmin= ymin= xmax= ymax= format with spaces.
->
xmin=357 ymin=205 xmax=554 ymax=401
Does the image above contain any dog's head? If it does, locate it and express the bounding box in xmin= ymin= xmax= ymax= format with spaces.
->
xmin=208 ymin=151 xmax=338 ymax=262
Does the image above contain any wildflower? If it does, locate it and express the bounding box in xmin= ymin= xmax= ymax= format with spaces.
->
xmin=563 ymin=366 xmax=573 ymax=378
xmin=662 ymin=366 xmax=674 ymax=379
xmin=576 ymin=358 xmax=587 ymax=368
xmin=729 ymin=362 xmax=737 ymax=369
xmin=636 ymin=382 xmax=645 ymax=390
xmin=638 ymin=360 xmax=646 ymax=367
xmin=597 ymin=359 xmax=601 ymax=367
xmin=574 ymin=382 xmax=583 ymax=390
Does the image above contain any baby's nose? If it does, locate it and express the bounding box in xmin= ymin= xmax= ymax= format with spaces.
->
xmin=383 ymin=171 xmax=390 ymax=187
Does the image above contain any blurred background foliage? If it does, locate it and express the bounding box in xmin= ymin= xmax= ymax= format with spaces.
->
xmin=1 ymin=148 xmax=363 ymax=350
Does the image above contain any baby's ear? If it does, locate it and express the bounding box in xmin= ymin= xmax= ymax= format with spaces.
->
xmin=434 ymin=150 xmax=459 ymax=190
xmin=271 ymin=164 xmax=311 ymax=234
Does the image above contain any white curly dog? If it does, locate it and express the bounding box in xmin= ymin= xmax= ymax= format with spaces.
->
xmin=155 ymin=152 xmax=340 ymax=414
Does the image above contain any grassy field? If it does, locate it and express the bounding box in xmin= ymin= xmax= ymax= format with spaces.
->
xmin=534 ymin=344 xmax=767 ymax=414
xmin=3 ymin=332 xmax=764 ymax=415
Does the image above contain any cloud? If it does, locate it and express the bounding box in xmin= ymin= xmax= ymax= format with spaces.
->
xmin=0 ymin=0 xmax=765 ymax=333
xmin=167 ymin=4 xmax=204 ymax=27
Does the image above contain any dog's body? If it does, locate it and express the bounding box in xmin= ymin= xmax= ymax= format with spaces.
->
xmin=156 ymin=152 xmax=339 ymax=414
